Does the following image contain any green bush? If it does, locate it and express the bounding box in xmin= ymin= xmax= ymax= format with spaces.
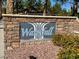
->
xmin=52 ymin=34 xmax=79 ymax=59
xmin=58 ymin=47 xmax=79 ymax=59
xmin=52 ymin=34 xmax=79 ymax=48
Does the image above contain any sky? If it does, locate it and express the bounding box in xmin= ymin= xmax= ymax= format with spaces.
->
xmin=50 ymin=0 xmax=74 ymax=11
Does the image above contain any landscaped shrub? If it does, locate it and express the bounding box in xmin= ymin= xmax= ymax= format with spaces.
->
xmin=58 ymin=47 xmax=79 ymax=59
xmin=52 ymin=34 xmax=79 ymax=48
xmin=52 ymin=34 xmax=79 ymax=59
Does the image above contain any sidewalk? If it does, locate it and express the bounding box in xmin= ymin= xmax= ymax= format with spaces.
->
xmin=0 ymin=21 xmax=4 ymax=59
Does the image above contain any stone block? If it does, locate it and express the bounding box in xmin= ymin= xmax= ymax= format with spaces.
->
xmin=11 ymin=42 xmax=20 ymax=48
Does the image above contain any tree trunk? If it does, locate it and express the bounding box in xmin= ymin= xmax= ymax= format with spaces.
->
xmin=0 ymin=0 xmax=2 ymax=19
xmin=43 ymin=0 xmax=48 ymax=16
xmin=16 ymin=0 xmax=19 ymax=14
xmin=70 ymin=0 xmax=72 ymax=15
xmin=73 ymin=0 xmax=77 ymax=16
xmin=43 ymin=8 xmax=46 ymax=16
xmin=6 ymin=0 xmax=14 ymax=14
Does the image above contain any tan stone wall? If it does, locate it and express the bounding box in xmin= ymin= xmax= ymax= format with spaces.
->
xmin=4 ymin=17 xmax=78 ymax=45
xmin=3 ymin=15 xmax=79 ymax=59
xmin=5 ymin=40 xmax=61 ymax=59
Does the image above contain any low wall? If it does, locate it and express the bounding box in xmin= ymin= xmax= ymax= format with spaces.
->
xmin=2 ymin=14 xmax=79 ymax=59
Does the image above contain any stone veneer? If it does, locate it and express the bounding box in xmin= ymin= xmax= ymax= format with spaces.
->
xmin=2 ymin=14 xmax=79 ymax=59
xmin=5 ymin=40 xmax=61 ymax=59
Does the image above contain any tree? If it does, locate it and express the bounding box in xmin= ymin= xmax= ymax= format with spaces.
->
xmin=69 ymin=0 xmax=77 ymax=16
xmin=2 ymin=0 xmax=6 ymax=13
xmin=0 ymin=0 xmax=2 ymax=19
xmin=62 ymin=9 xmax=71 ymax=16
xmin=50 ymin=1 xmax=71 ymax=16
xmin=35 ymin=0 xmax=43 ymax=14
xmin=14 ymin=0 xmax=37 ymax=14
xmin=27 ymin=0 xmax=36 ymax=12
xmin=69 ymin=0 xmax=76 ymax=16
xmin=59 ymin=0 xmax=68 ymax=4
xmin=43 ymin=0 xmax=68 ymax=16
xmin=46 ymin=0 xmax=51 ymax=15
xmin=74 ymin=0 xmax=77 ymax=16
xmin=50 ymin=2 xmax=62 ymax=16
xmin=5 ymin=0 xmax=69 ymax=15
xmin=6 ymin=0 xmax=14 ymax=14
xmin=14 ymin=0 xmax=24 ymax=14
xmin=15 ymin=0 xmax=19 ymax=13
xmin=43 ymin=0 xmax=51 ymax=15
